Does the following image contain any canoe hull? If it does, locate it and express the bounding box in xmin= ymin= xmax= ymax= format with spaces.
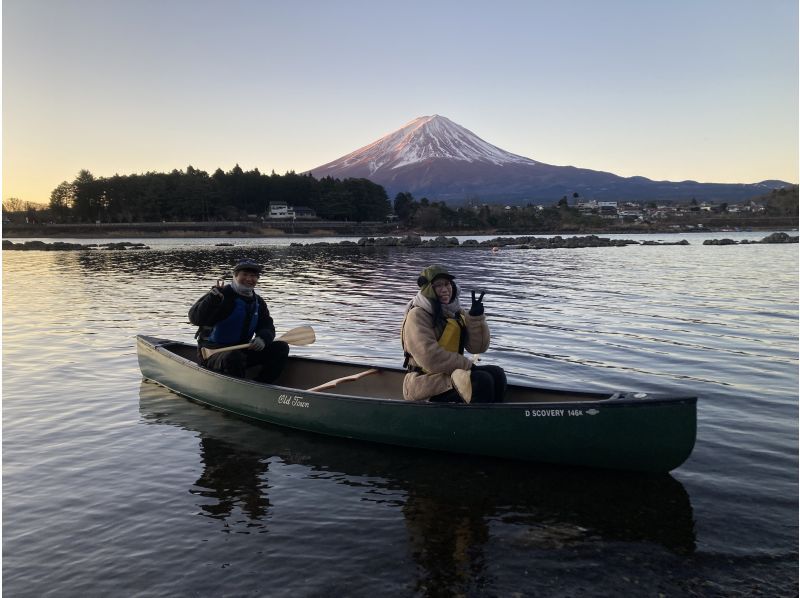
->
xmin=136 ymin=335 xmax=697 ymax=472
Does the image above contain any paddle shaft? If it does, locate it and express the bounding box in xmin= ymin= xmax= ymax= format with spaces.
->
xmin=201 ymin=342 xmax=251 ymax=359
xmin=308 ymin=368 xmax=379 ymax=392
xmin=200 ymin=326 xmax=315 ymax=360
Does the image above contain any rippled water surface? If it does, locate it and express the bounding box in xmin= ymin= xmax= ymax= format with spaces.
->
xmin=3 ymin=232 xmax=798 ymax=596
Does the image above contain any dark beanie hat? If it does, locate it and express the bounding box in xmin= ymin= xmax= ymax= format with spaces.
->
xmin=233 ymin=259 xmax=263 ymax=274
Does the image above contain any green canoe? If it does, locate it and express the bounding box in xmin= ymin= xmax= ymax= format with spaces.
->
xmin=136 ymin=335 xmax=697 ymax=472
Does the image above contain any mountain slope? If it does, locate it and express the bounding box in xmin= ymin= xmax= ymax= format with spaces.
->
xmin=308 ymin=115 xmax=790 ymax=203
xmin=312 ymin=115 xmax=534 ymax=175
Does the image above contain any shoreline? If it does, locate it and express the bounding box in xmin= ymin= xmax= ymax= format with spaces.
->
xmin=2 ymin=221 xmax=796 ymax=240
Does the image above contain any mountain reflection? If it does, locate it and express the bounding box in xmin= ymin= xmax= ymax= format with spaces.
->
xmin=139 ymin=381 xmax=697 ymax=591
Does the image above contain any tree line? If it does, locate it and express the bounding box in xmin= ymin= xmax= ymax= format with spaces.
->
xmin=44 ymin=166 xmax=391 ymax=223
xmin=3 ymin=167 xmax=795 ymax=232
xmin=392 ymin=192 xmax=583 ymax=230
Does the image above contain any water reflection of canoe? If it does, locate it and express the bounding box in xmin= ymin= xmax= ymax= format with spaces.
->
xmin=136 ymin=335 xmax=697 ymax=473
xmin=138 ymin=380 xmax=697 ymax=556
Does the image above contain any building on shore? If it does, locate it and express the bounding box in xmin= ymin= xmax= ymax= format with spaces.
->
xmin=267 ymin=201 xmax=316 ymax=220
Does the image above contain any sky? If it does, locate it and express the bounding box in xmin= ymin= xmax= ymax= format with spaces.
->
xmin=2 ymin=0 xmax=798 ymax=205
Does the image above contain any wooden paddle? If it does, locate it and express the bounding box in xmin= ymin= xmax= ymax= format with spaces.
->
xmin=274 ymin=326 xmax=316 ymax=346
xmin=200 ymin=326 xmax=316 ymax=360
xmin=308 ymin=368 xmax=379 ymax=392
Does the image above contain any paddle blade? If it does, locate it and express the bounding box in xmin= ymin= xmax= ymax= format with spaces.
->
xmin=277 ymin=325 xmax=316 ymax=346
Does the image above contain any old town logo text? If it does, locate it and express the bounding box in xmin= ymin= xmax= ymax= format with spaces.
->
xmin=278 ymin=394 xmax=310 ymax=409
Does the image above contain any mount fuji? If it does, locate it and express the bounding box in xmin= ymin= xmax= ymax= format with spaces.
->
xmin=308 ymin=115 xmax=789 ymax=204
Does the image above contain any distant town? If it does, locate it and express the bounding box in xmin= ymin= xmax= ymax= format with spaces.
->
xmin=262 ymin=193 xmax=789 ymax=225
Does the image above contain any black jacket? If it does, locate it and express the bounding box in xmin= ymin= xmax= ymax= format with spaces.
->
xmin=188 ymin=285 xmax=276 ymax=348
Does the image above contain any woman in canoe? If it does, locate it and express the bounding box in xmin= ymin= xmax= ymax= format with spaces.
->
xmin=401 ymin=265 xmax=506 ymax=403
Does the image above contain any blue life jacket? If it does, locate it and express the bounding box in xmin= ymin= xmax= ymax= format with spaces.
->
xmin=208 ymin=294 xmax=259 ymax=344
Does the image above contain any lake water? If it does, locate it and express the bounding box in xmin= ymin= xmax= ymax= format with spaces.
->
xmin=3 ymin=231 xmax=798 ymax=596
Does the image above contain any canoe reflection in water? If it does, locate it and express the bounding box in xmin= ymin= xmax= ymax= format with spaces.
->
xmin=139 ymin=382 xmax=696 ymax=572
xmin=192 ymin=435 xmax=272 ymax=522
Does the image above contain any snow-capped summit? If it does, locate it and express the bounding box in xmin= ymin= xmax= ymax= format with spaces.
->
xmin=308 ymin=115 xmax=790 ymax=203
xmin=318 ymin=115 xmax=535 ymax=175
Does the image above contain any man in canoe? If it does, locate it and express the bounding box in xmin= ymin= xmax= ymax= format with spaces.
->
xmin=189 ymin=259 xmax=289 ymax=383
xmin=401 ymin=265 xmax=506 ymax=403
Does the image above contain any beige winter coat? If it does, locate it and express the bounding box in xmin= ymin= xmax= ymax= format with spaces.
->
xmin=401 ymin=297 xmax=490 ymax=401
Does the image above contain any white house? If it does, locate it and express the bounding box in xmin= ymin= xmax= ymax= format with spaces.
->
xmin=267 ymin=201 xmax=294 ymax=219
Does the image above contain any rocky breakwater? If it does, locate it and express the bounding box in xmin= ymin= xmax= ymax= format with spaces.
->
xmin=295 ymin=232 xmax=797 ymax=250
xmin=296 ymin=234 xmax=650 ymax=249
xmin=2 ymin=240 xmax=150 ymax=251
xmin=703 ymin=232 xmax=799 ymax=245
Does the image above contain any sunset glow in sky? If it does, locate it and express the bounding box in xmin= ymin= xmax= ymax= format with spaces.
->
xmin=3 ymin=0 xmax=798 ymax=204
